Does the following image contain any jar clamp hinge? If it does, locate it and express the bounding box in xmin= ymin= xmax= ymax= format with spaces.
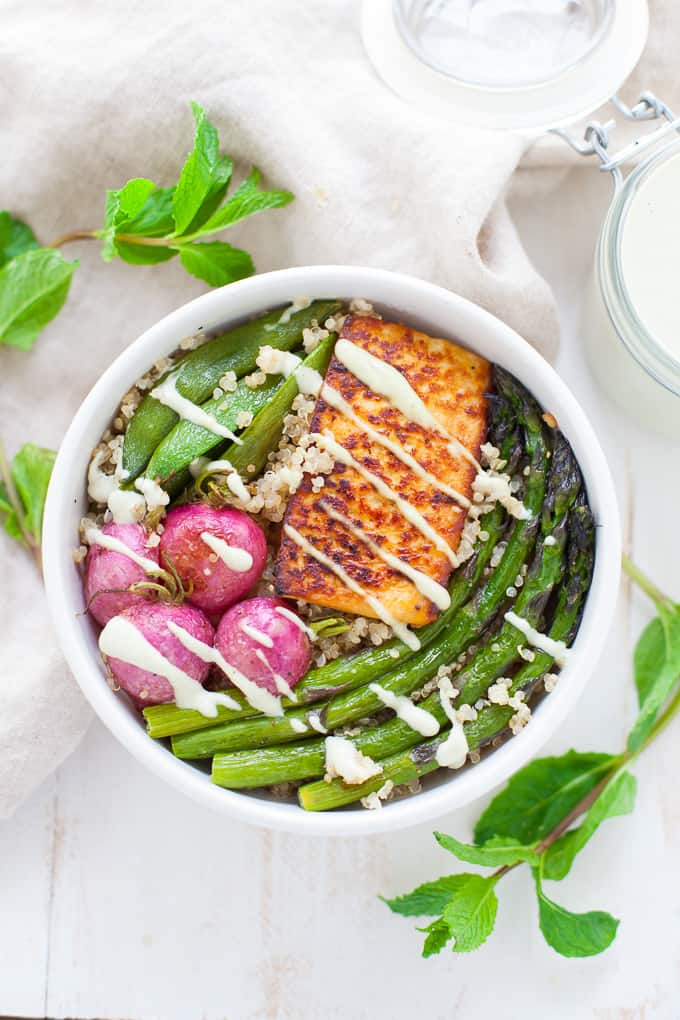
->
xmin=552 ymin=92 xmax=680 ymax=191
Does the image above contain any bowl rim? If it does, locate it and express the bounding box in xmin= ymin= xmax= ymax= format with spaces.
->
xmin=42 ymin=265 xmax=621 ymax=837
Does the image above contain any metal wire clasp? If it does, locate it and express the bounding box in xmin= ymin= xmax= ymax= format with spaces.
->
xmin=551 ymin=91 xmax=680 ymax=192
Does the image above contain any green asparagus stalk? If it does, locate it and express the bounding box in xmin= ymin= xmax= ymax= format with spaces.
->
xmin=175 ymin=370 xmax=548 ymax=760
xmin=211 ymin=433 xmax=580 ymax=789
xmin=466 ymin=498 xmax=595 ymax=749
xmin=297 ymin=500 xmax=595 ymax=812
xmin=122 ymin=299 xmax=341 ymax=481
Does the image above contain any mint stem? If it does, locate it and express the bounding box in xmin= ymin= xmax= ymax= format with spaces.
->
xmin=640 ymin=683 xmax=680 ymax=751
xmin=622 ymin=553 xmax=674 ymax=611
xmin=47 ymin=229 xmax=98 ymax=249
xmin=491 ymin=755 xmax=628 ymax=881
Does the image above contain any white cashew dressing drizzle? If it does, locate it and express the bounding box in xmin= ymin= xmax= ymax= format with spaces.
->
xmin=274 ymin=605 xmax=317 ymax=642
xmin=240 ymin=621 xmax=274 ymax=647
xmin=505 ymin=611 xmax=570 ymax=667
xmin=320 ymin=502 xmax=451 ymax=612
xmin=324 ymin=735 xmax=383 ymax=785
xmin=308 ymin=712 xmax=328 ymax=734
xmin=85 ymin=527 xmax=164 ymax=576
xmin=435 ymin=676 xmax=469 ymax=769
xmin=151 ymin=373 xmax=243 ymax=445
xmin=200 ymin=531 xmax=253 ymax=573
xmin=369 ymin=683 xmax=440 ymax=737
xmin=318 ymin=382 xmax=470 ymax=509
xmin=166 ymin=622 xmax=283 ymax=716
xmin=312 ymin=431 xmax=460 ymax=568
xmin=191 ymin=458 xmax=251 ymax=502
xmin=252 ymin=649 xmax=298 ymax=702
xmin=98 ymin=615 xmax=241 ymax=716
xmin=333 ymin=338 xmax=481 ymax=470
xmin=283 ymin=523 xmax=421 ymax=651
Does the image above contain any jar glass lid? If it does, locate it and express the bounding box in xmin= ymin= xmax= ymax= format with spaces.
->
xmin=394 ymin=0 xmax=615 ymax=90
xmin=362 ymin=0 xmax=649 ymax=133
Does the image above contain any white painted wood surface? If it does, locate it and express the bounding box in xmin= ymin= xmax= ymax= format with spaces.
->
xmin=2 ymin=168 xmax=680 ymax=1020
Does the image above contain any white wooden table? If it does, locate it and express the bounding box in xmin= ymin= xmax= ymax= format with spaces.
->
xmin=3 ymin=169 xmax=679 ymax=1020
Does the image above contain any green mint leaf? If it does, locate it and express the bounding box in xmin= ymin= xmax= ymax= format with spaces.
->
xmin=113 ymin=242 xmax=177 ymax=266
xmin=172 ymin=102 xmax=220 ymax=236
xmin=10 ymin=444 xmax=56 ymax=541
xmin=474 ymin=750 xmax=617 ymax=845
xmin=196 ymin=167 xmax=293 ymax=235
xmin=0 ymin=480 xmax=22 ymax=539
xmin=0 ymin=248 xmax=76 ymax=350
xmin=434 ymin=832 xmax=538 ymax=867
xmin=103 ymin=178 xmax=156 ymax=232
xmin=121 ymin=186 xmax=176 ymax=237
xmin=116 ymin=178 xmax=156 ymax=220
xmin=543 ymin=771 xmax=636 ymax=881
xmin=0 ymin=212 xmax=39 ymax=269
xmin=534 ymin=867 xmax=618 ymax=957
xmin=627 ymin=604 xmax=680 ymax=753
xmin=440 ymin=874 xmax=499 ymax=953
xmin=178 ymin=241 xmax=254 ymax=287
xmin=182 ymin=155 xmax=233 ymax=235
xmin=100 ymin=178 xmax=157 ymax=261
xmin=634 ymin=616 xmax=666 ymax=707
xmin=382 ymin=875 xmax=476 ymax=917
xmin=418 ymin=918 xmax=451 ymax=957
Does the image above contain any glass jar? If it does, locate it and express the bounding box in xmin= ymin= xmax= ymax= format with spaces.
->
xmin=583 ymin=137 xmax=680 ymax=436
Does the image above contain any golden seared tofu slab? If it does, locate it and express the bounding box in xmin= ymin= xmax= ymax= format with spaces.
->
xmin=274 ymin=316 xmax=491 ymax=627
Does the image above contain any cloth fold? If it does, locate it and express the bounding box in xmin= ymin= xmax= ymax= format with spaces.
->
xmin=0 ymin=0 xmax=673 ymax=817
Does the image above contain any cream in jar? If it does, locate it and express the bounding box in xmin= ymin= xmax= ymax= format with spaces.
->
xmin=583 ymin=141 xmax=680 ymax=437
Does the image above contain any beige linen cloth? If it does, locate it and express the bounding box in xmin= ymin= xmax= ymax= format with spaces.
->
xmin=0 ymin=0 xmax=675 ymax=816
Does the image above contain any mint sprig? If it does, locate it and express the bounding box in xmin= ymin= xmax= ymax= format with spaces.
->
xmin=0 ymin=102 xmax=293 ymax=350
xmin=384 ymin=556 xmax=680 ymax=959
xmin=0 ymin=438 xmax=56 ymax=571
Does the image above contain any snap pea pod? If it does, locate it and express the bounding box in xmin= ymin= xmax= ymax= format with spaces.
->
xmin=219 ymin=334 xmax=335 ymax=481
xmin=175 ymin=369 xmax=548 ymax=760
xmin=211 ymin=424 xmax=577 ymax=789
xmin=297 ymin=499 xmax=595 ymax=811
xmin=145 ymin=374 xmax=283 ymax=493
xmin=122 ymin=300 xmax=341 ymax=482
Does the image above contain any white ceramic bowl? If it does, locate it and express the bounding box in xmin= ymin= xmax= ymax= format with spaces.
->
xmin=42 ymin=266 xmax=621 ymax=836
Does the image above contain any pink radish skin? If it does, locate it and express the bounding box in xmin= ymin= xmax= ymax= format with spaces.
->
xmin=216 ymin=596 xmax=312 ymax=696
xmin=159 ymin=504 xmax=267 ymax=615
xmin=84 ymin=523 xmax=160 ymax=626
xmin=105 ymin=601 xmax=214 ymax=708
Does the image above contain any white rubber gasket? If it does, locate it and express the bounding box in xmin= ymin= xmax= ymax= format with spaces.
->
xmin=361 ymin=0 xmax=649 ymax=135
